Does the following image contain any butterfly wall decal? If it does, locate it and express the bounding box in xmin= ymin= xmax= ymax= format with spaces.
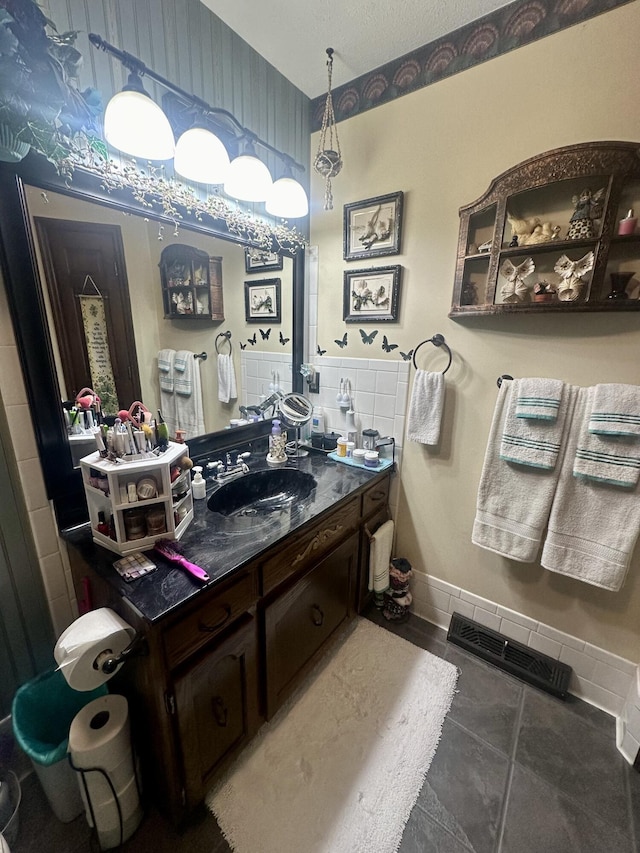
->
xmin=359 ymin=329 xmax=378 ymax=345
xmin=247 ymin=333 xmax=257 ymax=346
xmin=335 ymin=332 xmax=348 ymax=349
xmin=317 ymin=345 xmax=327 ymax=356
xmin=381 ymin=335 xmax=398 ymax=353
xmin=499 ymin=257 xmax=535 ymax=303
xmin=259 ymin=328 xmax=271 ymax=340
xmin=400 ymin=349 xmax=414 ymax=361
xmin=240 ymin=342 xmax=247 ymax=350
xmin=279 ymin=331 xmax=290 ymax=346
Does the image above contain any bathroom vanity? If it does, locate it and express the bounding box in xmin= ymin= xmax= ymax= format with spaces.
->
xmin=64 ymin=452 xmax=391 ymax=825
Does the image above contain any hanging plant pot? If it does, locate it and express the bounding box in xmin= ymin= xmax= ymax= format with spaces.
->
xmin=314 ymin=148 xmax=342 ymax=179
xmin=0 ymin=124 xmax=30 ymax=163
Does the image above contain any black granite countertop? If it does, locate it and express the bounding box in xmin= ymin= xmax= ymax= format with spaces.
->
xmin=64 ymin=451 xmax=390 ymax=624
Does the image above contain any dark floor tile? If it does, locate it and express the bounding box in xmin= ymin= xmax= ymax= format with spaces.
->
xmin=364 ymin=608 xmax=448 ymax=657
xmin=516 ymin=688 xmax=630 ymax=829
xmin=626 ymin=761 xmax=640 ymax=848
xmin=12 ymin=772 xmax=91 ymax=853
xmin=443 ymin=644 xmax=523 ymax=756
xmin=122 ymin=803 xmax=230 ymax=853
xmin=417 ymin=718 xmax=510 ymax=853
xmin=399 ymin=802 xmax=475 ymax=853
xmin=501 ymin=763 xmax=634 ymax=853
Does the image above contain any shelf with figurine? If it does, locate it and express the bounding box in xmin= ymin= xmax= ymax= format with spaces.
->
xmin=450 ymin=141 xmax=640 ymax=316
xmin=160 ymin=243 xmax=224 ymax=320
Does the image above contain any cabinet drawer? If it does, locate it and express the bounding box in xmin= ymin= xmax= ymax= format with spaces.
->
xmin=362 ymin=475 xmax=390 ymax=519
xmin=261 ymin=497 xmax=360 ymax=595
xmin=164 ymin=570 xmax=257 ymax=669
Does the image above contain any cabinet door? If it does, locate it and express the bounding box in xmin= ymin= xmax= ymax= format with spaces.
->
xmin=264 ymin=532 xmax=358 ymax=718
xmin=174 ymin=616 xmax=260 ymax=811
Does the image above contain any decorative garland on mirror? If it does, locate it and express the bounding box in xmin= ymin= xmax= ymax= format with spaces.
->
xmin=55 ymin=136 xmax=307 ymax=252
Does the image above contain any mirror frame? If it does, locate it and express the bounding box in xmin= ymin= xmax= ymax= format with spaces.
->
xmin=0 ymin=152 xmax=305 ymax=529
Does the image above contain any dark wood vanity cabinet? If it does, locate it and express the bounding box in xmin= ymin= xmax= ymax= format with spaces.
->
xmin=67 ymin=469 xmax=391 ymax=825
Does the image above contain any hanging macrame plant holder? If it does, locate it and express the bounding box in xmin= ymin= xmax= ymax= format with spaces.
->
xmin=314 ymin=47 xmax=342 ymax=211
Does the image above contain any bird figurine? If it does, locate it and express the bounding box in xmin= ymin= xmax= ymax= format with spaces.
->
xmin=554 ymin=252 xmax=594 ymax=301
xmin=500 ymin=257 xmax=535 ymax=302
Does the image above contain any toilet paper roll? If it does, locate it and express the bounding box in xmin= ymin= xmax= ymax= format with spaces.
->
xmin=54 ymin=608 xmax=136 ymax=691
xmin=69 ymin=695 xmax=132 ymax=773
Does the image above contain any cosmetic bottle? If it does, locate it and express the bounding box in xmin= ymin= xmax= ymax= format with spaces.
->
xmin=618 ymin=209 xmax=637 ymax=236
xmin=192 ymin=466 xmax=206 ymax=499
xmin=267 ymin=419 xmax=287 ymax=466
xmin=96 ymin=511 xmax=110 ymax=536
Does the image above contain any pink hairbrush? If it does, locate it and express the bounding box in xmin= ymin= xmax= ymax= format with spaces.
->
xmin=154 ymin=539 xmax=210 ymax=583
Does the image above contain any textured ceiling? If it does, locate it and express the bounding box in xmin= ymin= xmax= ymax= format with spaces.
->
xmin=199 ymin=0 xmax=516 ymax=98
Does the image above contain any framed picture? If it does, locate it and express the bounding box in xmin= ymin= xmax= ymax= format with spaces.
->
xmin=343 ymin=266 xmax=401 ymax=323
xmin=244 ymin=278 xmax=281 ymax=323
xmin=244 ymin=246 xmax=283 ymax=273
xmin=343 ymin=191 xmax=404 ymax=261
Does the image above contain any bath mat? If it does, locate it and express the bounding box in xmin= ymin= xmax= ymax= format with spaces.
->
xmin=206 ymin=617 xmax=458 ymax=853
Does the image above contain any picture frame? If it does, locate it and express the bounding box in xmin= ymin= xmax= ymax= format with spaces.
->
xmin=244 ymin=278 xmax=281 ymax=323
xmin=343 ymin=266 xmax=401 ymax=323
xmin=244 ymin=246 xmax=283 ymax=273
xmin=343 ymin=191 xmax=404 ymax=261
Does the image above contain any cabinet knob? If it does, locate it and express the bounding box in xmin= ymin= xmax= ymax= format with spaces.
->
xmin=198 ymin=605 xmax=231 ymax=633
xmin=311 ymin=604 xmax=324 ymax=627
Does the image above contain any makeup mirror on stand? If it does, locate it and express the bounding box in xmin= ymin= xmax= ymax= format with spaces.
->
xmin=278 ymin=393 xmax=313 ymax=463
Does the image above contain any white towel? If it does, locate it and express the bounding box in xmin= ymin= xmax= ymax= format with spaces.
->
xmin=368 ymin=519 xmax=394 ymax=593
xmin=588 ymin=383 xmax=640 ymax=438
xmin=542 ymin=387 xmax=640 ymax=591
xmin=515 ymin=377 xmax=564 ymax=421
xmin=500 ymin=379 xmax=570 ymax=470
xmin=574 ymin=431 xmax=640 ymax=489
xmin=217 ymin=353 xmax=237 ymax=404
xmin=472 ymin=380 xmax=578 ymax=562
xmin=157 ymin=349 xmax=175 ymax=393
xmin=174 ymin=352 xmax=205 ymax=438
xmin=407 ymin=370 xmax=445 ymax=445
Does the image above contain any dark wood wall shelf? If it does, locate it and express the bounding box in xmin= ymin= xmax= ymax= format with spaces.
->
xmin=160 ymin=243 xmax=224 ymax=320
xmin=450 ymin=141 xmax=640 ymax=317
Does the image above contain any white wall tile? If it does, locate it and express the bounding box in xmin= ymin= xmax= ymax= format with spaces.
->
xmin=423 ymin=574 xmax=460 ymax=597
xmin=426 ymin=587 xmax=451 ymax=613
xmin=4 ymin=404 xmax=38 ymax=461
xmin=584 ymin=644 xmax=638 ymax=676
xmin=496 ymin=605 xmax=539 ymax=631
xmin=356 ymin=369 xmax=376 ymax=393
xmin=537 ymin=623 xmax=585 ymax=652
xmin=460 ymin=590 xmax=497 ymax=612
xmin=528 ymin=632 xmax=562 ymax=659
xmin=28 ymin=506 xmax=60 ymax=559
xmin=375 ymin=371 xmax=399 ymax=396
xmin=592 ymin=662 xmax=634 ymax=698
xmin=412 ymin=601 xmax=450 ymax=630
xmin=572 ymin=676 xmax=625 ymax=716
xmin=559 ymin=645 xmax=597 ymax=680
xmin=500 ymin=618 xmax=531 ymax=646
xmin=449 ymin=597 xmax=474 ymax=619
xmin=373 ymin=394 xmax=396 ymax=419
xmin=473 ymin=607 xmax=502 ymax=632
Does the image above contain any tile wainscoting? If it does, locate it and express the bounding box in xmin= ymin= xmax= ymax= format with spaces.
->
xmin=411 ymin=568 xmax=640 ymax=763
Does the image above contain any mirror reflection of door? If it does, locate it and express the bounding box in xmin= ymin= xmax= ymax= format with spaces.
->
xmin=34 ymin=218 xmax=142 ymax=411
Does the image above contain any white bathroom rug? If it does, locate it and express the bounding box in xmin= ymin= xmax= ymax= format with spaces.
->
xmin=206 ymin=617 xmax=458 ymax=853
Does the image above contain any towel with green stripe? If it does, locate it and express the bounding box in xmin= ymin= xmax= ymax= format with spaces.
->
xmin=575 ymin=389 xmax=640 ymax=488
xmin=515 ymin=377 xmax=564 ymax=421
xmin=588 ymin=383 xmax=640 ymax=438
xmin=500 ymin=378 xmax=570 ymax=469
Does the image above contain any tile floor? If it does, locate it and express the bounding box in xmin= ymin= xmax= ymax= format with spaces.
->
xmin=7 ymin=609 xmax=640 ymax=853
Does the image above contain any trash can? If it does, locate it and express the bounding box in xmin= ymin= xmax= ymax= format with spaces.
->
xmin=11 ymin=669 xmax=107 ymax=822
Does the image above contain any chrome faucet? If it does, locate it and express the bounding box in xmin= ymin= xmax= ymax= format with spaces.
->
xmin=207 ymin=451 xmax=251 ymax=483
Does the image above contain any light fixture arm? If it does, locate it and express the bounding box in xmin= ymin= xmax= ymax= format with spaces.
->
xmin=88 ymin=33 xmax=305 ymax=174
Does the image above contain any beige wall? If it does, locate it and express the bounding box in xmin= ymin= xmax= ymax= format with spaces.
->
xmin=311 ymin=2 xmax=640 ymax=661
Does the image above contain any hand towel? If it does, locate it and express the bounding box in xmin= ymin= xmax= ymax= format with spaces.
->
xmin=407 ymin=369 xmax=445 ymax=445
xmin=217 ymin=353 xmax=238 ymax=404
xmin=515 ymin=377 xmax=564 ymax=421
xmin=472 ymin=379 xmax=578 ymax=562
xmin=574 ymin=431 xmax=640 ymax=489
xmin=173 ymin=350 xmax=192 ymax=396
xmin=500 ymin=378 xmax=570 ymax=470
xmin=157 ymin=349 xmax=175 ymax=393
xmin=588 ymin=383 xmax=640 ymax=437
xmin=174 ymin=351 xmax=205 ymax=438
xmin=368 ymin=519 xmax=394 ymax=593
xmin=542 ymin=386 xmax=640 ymax=591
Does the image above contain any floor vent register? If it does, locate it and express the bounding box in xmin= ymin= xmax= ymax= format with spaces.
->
xmin=447 ymin=612 xmax=572 ymax=699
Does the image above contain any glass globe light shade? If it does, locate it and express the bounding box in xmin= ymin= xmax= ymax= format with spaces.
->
xmin=174 ymin=127 xmax=230 ymax=184
xmin=104 ymin=86 xmax=175 ymax=160
xmin=266 ymin=175 xmax=309 ymax=218
xmin=224 ymin=153 xmax=272 ymax=202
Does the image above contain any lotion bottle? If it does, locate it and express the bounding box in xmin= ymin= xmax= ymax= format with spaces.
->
xmin=192 ymin=466 xmax=206 ymax=499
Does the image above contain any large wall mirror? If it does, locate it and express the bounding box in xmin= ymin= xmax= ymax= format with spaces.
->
xmin=0 ymin=154 xmax=305 ymax=529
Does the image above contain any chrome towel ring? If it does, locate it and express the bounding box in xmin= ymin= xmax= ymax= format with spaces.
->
xmin=214 ymin=331 xmax=232 ymax=355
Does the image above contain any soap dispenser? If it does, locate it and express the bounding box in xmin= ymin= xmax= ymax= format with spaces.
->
xmin=191 ymin=466 xmax=206 ymax=499
xmin=267 ymin=419 xmax=287 ymax=466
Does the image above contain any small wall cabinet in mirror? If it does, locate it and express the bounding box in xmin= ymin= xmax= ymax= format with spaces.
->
xmin=450 ymin=141 xmax=640 ymax=316
xmin=160 ymin=243 xmax=224 ymax=320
